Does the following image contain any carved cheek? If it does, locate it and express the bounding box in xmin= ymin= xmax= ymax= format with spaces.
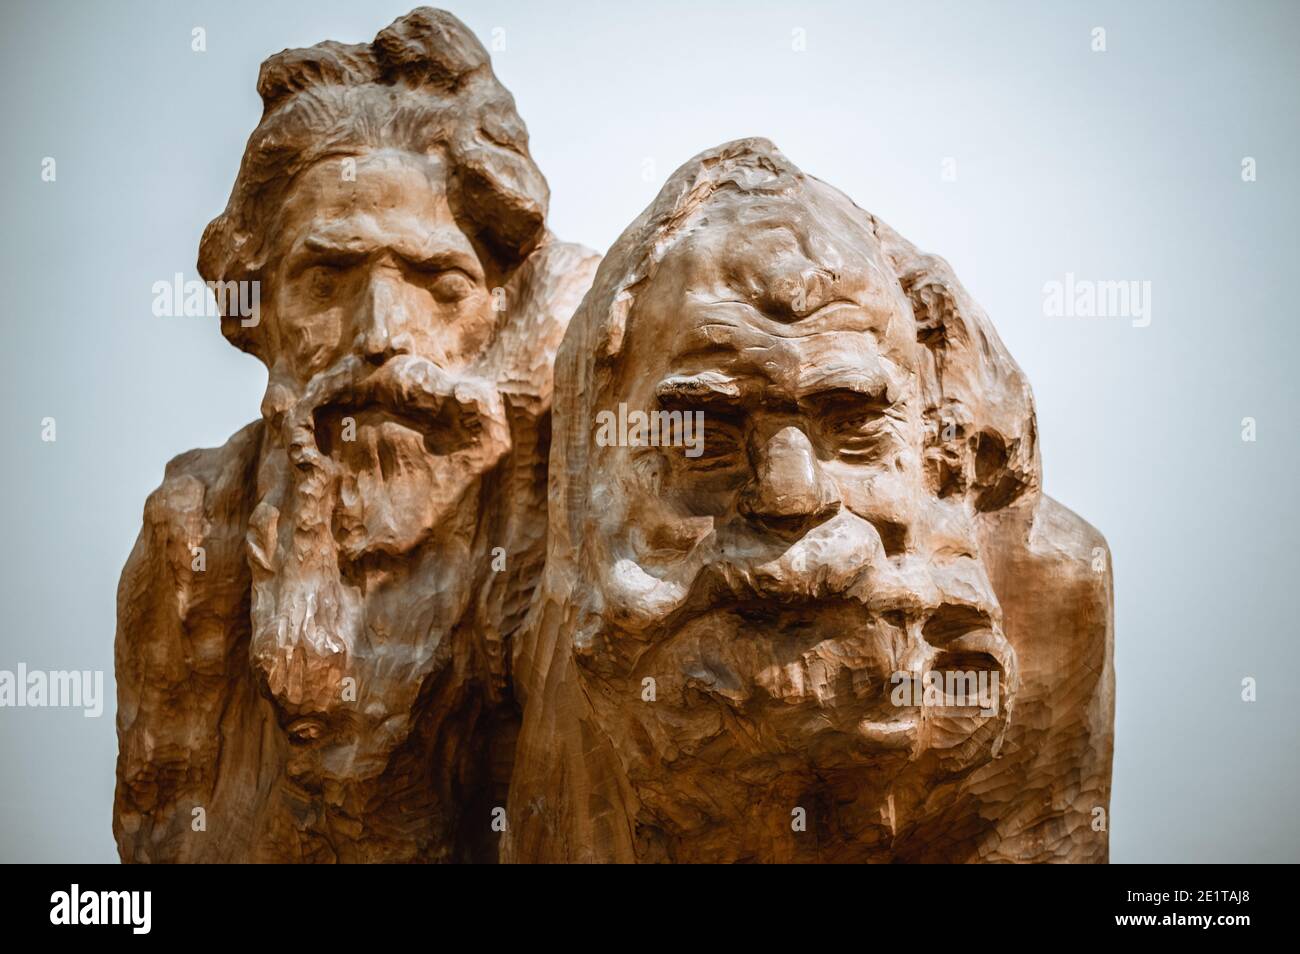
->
xmin=300 ymin=308 xmax=350 ymax=375
xmin=837 ymin=464 xmax=913 ymax=519
xmin=609 ymin=453 xmax=715 ymax=557
xmin=640 ymin=511 xmax=714 ymax=556
xmin=448 ymin=291 xmax=496 ymax=358
xmin=276 ymin=302 xmax=349 ymax=379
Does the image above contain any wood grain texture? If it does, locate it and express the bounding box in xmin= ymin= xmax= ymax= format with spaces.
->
xmin=113 ymin=8 xmax=598 ymax=863
xmin=504 ymin=138 xmax=1113 ymax=863
xmin=116 ymin=13 xmax=1112 ymax=865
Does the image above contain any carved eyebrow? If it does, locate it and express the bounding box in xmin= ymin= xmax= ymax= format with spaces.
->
xmin=401 ymin=247 xmax=483 ymax=280
xmin=698 ymin=298 xmax=867 ymax=336
xmin=654 ymin=371 xmax=743 ymax=405
xmin=668 ymin=327 xmax=743 ymax=359
xmin=795 ymin=367 xmax=892 ymax=404
xmin=299 ymin=234 xmax=370 ymax=261
xmin=293 ymin=235 xmax=483 ymax=280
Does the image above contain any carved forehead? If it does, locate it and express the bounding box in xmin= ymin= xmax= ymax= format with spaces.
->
xmin=268 ymin=149 xmax=479 ymax=266
xmin=660 ymin=182 xmax=896 ymax=311
xmin=276 ymin=149 xmax=450 ymax=227
xmin=625 ymin=182 xmax=916 ymax=383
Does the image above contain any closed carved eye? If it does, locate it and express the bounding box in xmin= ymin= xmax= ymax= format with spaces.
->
xmin=669 ymin=410 xmax=745 ymax=472
xmin=808 ymin=390 xmax=894 ymax=458
xmin=305 ymin=263 xmax=345 ymax=301
xmin=427 ymin=269 xmax=476 ymax=304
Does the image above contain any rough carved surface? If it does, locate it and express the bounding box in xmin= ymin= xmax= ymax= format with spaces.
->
xmin=116 ymin=11 xmax=1112 ymax=865
xmin=114 ymin=8 xmax=598 ymax=862
xmin=503 ymin=139 xmax=1113 ymax=863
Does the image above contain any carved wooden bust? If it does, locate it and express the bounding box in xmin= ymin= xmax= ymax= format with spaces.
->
xmin=113 ymin=7 xmax=598 ymax=862
xmin=116 ymin=11 xmax=1112 ymax=865
xmin=504 ymin=139 xmax=1114 ymax=863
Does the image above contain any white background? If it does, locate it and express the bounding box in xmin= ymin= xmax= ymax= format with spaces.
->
xmin=1 ymin=0 xmax=1296 ymax=862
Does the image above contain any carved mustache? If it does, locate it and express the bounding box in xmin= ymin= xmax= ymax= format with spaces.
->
xmin=690 ymin=519 xmax=1015 ymax=695
xmin=602 ymin=509 xmax=993 ymax=632
xmin=592 ymin=509 xmax=1012 ymax=689
xmin=282 ymin=354 xmax=509 ymax=463
xmin=691 ymin=549 xmax=998 ymax=640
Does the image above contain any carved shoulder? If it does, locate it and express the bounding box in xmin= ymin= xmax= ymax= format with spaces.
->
xmin=968 ymin=493 xmax=1115 ymax=862
xmin=114 ymin=421 xmax=262 ymax=861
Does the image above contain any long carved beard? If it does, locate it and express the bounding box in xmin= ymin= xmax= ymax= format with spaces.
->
xmin=245 ymin=353 xmax=510 ymax=720
xmin=245 ymin=416 xmax=359 ymax=716
xmin=561 ymin=506 xmax=1019 ymax=857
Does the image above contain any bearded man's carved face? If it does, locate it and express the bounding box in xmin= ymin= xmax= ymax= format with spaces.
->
xmin=574 ymin=183 xmax=1017 ymax=803
xmin=245 ymin=147 xmax=511 ymax=787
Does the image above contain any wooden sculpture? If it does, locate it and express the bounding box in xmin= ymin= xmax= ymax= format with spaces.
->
xmin=116 ymin=11 xmax=1113 ymax=864
xmin=113 ymin=8 xmax=598 ymax=862
xmin=504 ymin=139 xmax=1114 ymax=863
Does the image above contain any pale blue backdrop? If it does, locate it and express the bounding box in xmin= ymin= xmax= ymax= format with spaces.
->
xmin=1 ymin=0 xmax=1296 ymax=862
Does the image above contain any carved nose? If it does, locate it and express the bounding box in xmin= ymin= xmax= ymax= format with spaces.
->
xmin=355 ymin=272 xmax=414 ymax=365
xmin=739 ymin=426 xmax=841 ymax=536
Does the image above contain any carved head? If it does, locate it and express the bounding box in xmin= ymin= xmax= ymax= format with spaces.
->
xmin=197 ymin=8 xmax=550 ymax=796
xmin=512 ymin=140 xmax=1042 ymax=860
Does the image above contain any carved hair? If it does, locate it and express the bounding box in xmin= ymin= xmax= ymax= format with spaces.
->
xmin=198 ymin=7 xmax=549 ymax=356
